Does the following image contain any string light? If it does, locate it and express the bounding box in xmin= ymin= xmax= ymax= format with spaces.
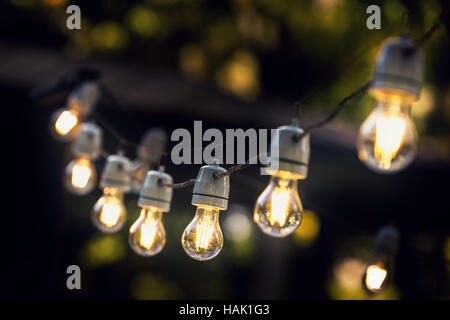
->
xmin=362 ymin=226 xmax=399 ymax=294
xmin=35 ymin=14 xmax=444 ymax=272
xmin=64 ymin=123 xmax=102 ymax=195
xmin=129 ymin=128 xmax=167 ymax=194
xmin=92 ymin=154 xmax=131 ymax=233
xmin=254 ymin=119 xmax=309 ymax=237
xmin=357 ymin=34 xmax=422 ymax=173
xmin=50 ymin=81 xmax=100 ymax=141
xmin=181 ymin=163 xmax=230 ymax=261
xmin=129 ymin=166 xmax=173 ymax=256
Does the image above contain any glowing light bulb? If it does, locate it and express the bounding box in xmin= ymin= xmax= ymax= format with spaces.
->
xmin=92 ymin=187 xmax=126 ymax=233
xmin=358 ymin=99 xmax=417 ymax=173
xmin=50 ymin=108 xmax=80 ymax=141
xmin=129 ymin=207 xmax=166 ymax=256
xmin=364 ymin=264 xmax=388 ymax=292
xmin=182 ymin=206 xmax=223 ymax=261
xmin=64 ymin=157 xmax=96 ymax=195
xmin=254 ymin=175 xmax=303 ymax=237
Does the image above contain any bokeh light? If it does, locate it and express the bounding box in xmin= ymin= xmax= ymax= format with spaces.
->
xmin=215 ymin=51 xmax=260 ymax=100
xmin=78 ymin=234 xmax=127 ymax=269
xmin=130 ymin=273 xmax=183 ymax=300
xmin=293 ymin=209 xmax=320 ymax=247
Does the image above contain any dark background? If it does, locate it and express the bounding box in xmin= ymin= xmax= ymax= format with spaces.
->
xmin=1 ymin=0 xmax=449 ymax=299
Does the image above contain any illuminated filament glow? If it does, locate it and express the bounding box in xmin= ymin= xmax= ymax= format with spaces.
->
xmin=196 ymin=214 xmax=215 ymax=250
xmin=71 ymin=164 xmax=92 ymax=189
xmin=375 ymin=116 xmax=406 ymax=169
xmin=365 ymin=265 xmax=388 ymax=291
xmin=55 ymin=110 xmax=78 ymax=135
xmin=269 ymin=189 xmax=290 ymax=226
xmin=100 ymin=203 xmax=122 ymax=228
xmin=140 ymin=220 xmax=158 ymax=249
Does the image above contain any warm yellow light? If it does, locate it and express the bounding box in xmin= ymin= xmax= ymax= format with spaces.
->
xmin=182 ymin=206 xmax=223 ymax=261
xmin=100 ymin=202 xmax=122 ymax=228
xmin=140 ymin=220 xmax=158 ymax=250
xmin=195 ymin=214 xmax=215 ymax=250
xmin=269 ymin=189 xmax=290 ymax=226
xmin=71 ymin=163 xmax=92 ymax=189
xmin=55 ymin=110 xmax=78 ymax=136
xmin=374 ymin=116 xmax=406 ymax=169
xmin=365 ymin=265 xmax=387 ymax=291
xmin=294 ymin=210 xmax=320 ymax=246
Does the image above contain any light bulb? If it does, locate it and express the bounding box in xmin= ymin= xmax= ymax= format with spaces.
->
xmin=92 ymin=187 xmax=126 ymax=233
xmin=364 ymin=264 xmax=388 ymax=292
xmin=64 ymin=156 xmax=97 ymax=195
xmin=358 ymin=99 xmax=417 ymax=173
xmin=362 ymin=226 xmax=398 ymax=294
xmin=182 ymin=206 xmax=223 ymax=261
xmin=50 ymin=108 xmax=80 ymax=141
xmin=129 ymin=160 xmax=150 ymax=194
xmin=129 ymin=207 xmax=166 ymax=256
xmin=362 ymin=256 xmax=392 ymax=294
xmin=254 ymin=175 xmax=303 ymax=237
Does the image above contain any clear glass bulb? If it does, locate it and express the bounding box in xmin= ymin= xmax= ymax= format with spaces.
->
xmin=92 ymin=187 xmax=126 ymax=233
xmin=182 ymin=206 xmax=223 ymax=261
xmin=357 ymin=99 xmax=417 ymax=173
xmin=129 ymin=207 xmax=166 ymax=256
xmin=254 ymin=175 xmax=303 ymax=237
xmin=64 ymin=157 xmax=97 ymax=195
xmin=50 ymin=108 xmax=80 ymax=141
xmin=362 ymin=255 xmax=393 ymax=295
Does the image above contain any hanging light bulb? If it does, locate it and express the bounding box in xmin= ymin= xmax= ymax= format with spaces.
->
xmin=254 ymin=119 xmax=309 ymax=237
xmin=129 ymin=167 xmax=173 ymax=256
xmin=358 ymin=34 xmax=422 ymax=173
xmin=182 ymin=163 xmax=230 ymax=261
xmin=50 ymin=81 xmax=100 ymax=142
xmin=129 ymin=128 xmax=167 ymax=194
xmin=92 ymin=154 xmax=131 ymax=233
xmin=64 ymin=123 xmax=102 ymax=195
xmin=362 ymin=226 xmax=399 ymax=294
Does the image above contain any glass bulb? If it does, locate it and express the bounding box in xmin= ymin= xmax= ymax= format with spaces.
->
xmin=64 ymin=157 xmax=96 ymax=195
xmin=92 ymin=187 xmax=126 ymax=233
xmin=254 ymin=175 xmax=303 ymax=237
xmin=357 ymin=99 xmax=417 ymax=173
xmin=182 ymin=206 xmax=223 ymax=261
xmin=364 ymin=264 xmax=388 ymax=292
xmin=50 ymin=108 xmax=80 ymax=141
xmin=129 ymin=207 xmax=166 ymax=256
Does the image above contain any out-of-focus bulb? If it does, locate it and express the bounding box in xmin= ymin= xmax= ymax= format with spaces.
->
xmin=182 ymin=206 xmax=223 ymax=261
xmin=364 ymin=264 xmax=388 ymax=292
xmin=92 ymin=187 xmax=126 ymax=233
xmin=358 ymin=100 xmax=417 ymax=173
xmin=254 ymin=175 xmax=302 ymax=237
xmin=360 ymin=34 xmax=423 ymax=173
xmin=64 ymin=157 xmax=96 ymax=195
xmin=129 ymin=207 xmax=166 ymax=256
xmin=362 ymin=226 xmax=399 ymax=294
xmin=50 ymin=108 xmax=80 ymax=141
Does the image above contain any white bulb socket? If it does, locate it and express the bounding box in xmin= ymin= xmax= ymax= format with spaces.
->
xmin=192 ymin=164 xmax=230 ymax=210
xmin=100 ymin=154 xmax=131 ymax=192
xmin=68 ymin=81 xmax=100 ymax=117
xmin=138 ymin=168 xmax=173 ymax=212
xmin=265 ymin=121 xmax=310 ymax=180
xmin=73 ymin=123 xmax=102 ymax=160
xmin=371 ymin=34 xmax=423 ymax=101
